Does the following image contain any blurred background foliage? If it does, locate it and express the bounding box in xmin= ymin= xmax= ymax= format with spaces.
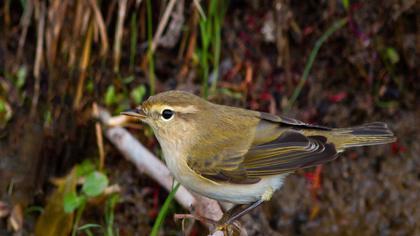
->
xmin=0 ymin=0 xmax=418 ymax=235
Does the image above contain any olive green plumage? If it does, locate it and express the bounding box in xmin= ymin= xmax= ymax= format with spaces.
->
xmin=122 ymin=90 xmax=396 ymax=201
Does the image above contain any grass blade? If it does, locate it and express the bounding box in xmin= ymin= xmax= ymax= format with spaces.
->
xmin=150 ymin=183 xmax=180 ymax=236
xmin=286 ymin=18 xmax=348 ymax=112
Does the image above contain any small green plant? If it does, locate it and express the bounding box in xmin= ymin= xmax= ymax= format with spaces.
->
xmin=197 ymin=0 xmax=228 ymax=98
xmin=0 ymin=66 xmax=28 ymax=127
xmin=105 ymin=194 xmax=120 ymax=236
xmin=5 ymin=66 xmax=28 ymax=103
xmin=130 ymin=85 xmax=146 ymax=104
xmin=0 ymin=98 xmax=12 ymax=128
xmin=104 ymin=80 xmax=147 ymax=113
xmin=373 ymin=45 xmax=402 ymax=109
xmin=150 ymin=182 xmax=181 ymax=236
xmin=341 ymin=0 xmax=350 ymax=10
xmin=286 ymin=18 xmax=348 ymax=112
xmin=104 ymin=85 xmax=117 ymax=107
xmin=63 ymin=161 xmax=111 ymax=236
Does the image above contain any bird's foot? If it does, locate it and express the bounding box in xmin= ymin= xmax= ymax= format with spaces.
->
xmin=173 ymin=212 xmax=241 ymax=236
xmin=211 ymin=219 xmax=242 ymax=236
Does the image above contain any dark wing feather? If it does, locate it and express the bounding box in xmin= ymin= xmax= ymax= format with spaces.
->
xmin=187 ymin=130 xmax=337 ymax=184
xmin=243 ymin=131 xmax=337 ymax=176
xmin=259 ymin=112 xmax=331 ymax=130
xmin=187 ymin=153 xmax=261 ymax=184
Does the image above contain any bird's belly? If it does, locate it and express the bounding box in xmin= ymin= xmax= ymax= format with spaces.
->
xmin=172 ymin=163 xmax=286 ymax=204
xmin=183 ymin=175 xmax=287 ymax=204
xmin=162 ymin=149 xmax=286 ymax=204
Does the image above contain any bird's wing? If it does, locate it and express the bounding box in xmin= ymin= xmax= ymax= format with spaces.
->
xmin=186 ymin=137 xmax=261 ymax=184
xmin=187 ymin=112 xmax=338 ymax=184
xmin=258 ymin=112 xmax=331 ymax=130
xmin=243 ymin=130 xmax=337 ymax=177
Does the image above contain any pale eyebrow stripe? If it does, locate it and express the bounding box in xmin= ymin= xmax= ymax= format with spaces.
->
xmin=172 ymin=105 xmax=198 ymax=113
xmin=151 ymin=104 xmax=198 ymax=114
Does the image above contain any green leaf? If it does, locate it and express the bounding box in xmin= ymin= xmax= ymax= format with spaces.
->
xmin=0 ymin=100 xmax=5 ymax=113
xmin=63 ymin=191 xmax=85 ymax=213
xmin=130 ymin=85 xmax=146 ymax=104
xmin=44 ymin=109 xmax=52 ymax=126
xmin=386 ymin=47 xmax=400 ymax=64
xmin=105 ymin=194 xmax=120 ymax=236
xmin=219 ymin=88 xmax=243 ymax=100
xmin=341 ymin=0 xmax=350 ymax=10
xmin=77 ymin=223 xmax=102 ymax=231
xmin=82 ymin=171 xmax=109 ymax=197
xmin=104 ymin=85 xmax=116 ymax=106
xmin=16 ymin=66 xmax=27 ymax=89
xmin=122 ymin=75 xmax=135 ymax=84
xmin=20 ymin=0 xmax=27 ymax=9
xmin=24 ymin=205 xmax=44 ymax=215
xmin=75 ymin=160 xmax=96 ymax=177
xmin=86 ymin=79 xmax=94 ymax=93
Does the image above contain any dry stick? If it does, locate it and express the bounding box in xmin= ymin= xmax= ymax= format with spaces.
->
xmin=88 ymin=0 xmax=109 ymax=56
xmin=150 ymin=0 xmax=177 ymax=53
xmin=45 ymin=0 xmax=69 ymax=66
xmin=113 ymin=0 xmax=128 ymax=72
xmin=93 ymin=103 xmax=106 ymax=171
xmin=177 ymin=8 xmax=198 ymax=80
xmin=96 ymin=107 xmax=223 ymax=223
xmin=17 ymin=0 xmax=34 ymax=60
xmin=159 ymin=0 xmax=184 ymax=48
xmin=31 ymin=1 xmax=45 ymax=118
xmin=68 ymin=0 xmax=85 ymax=68
xmin=73 ymin=22 xmax=93 ymax=110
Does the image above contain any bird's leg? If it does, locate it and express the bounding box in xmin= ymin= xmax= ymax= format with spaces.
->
xmin=176 ymin=200 xmax=265 ymax=235
xmin=222 ymin=199 xmax=264 ymax=225
xmin=211 ymin=200 xmax=264 ymax=235
xmin=215 ymin=187 xmax=273 ymax=234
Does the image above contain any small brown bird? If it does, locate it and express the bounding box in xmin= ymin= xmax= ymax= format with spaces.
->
xmin=122 ymin=90 xmax=396 ymax=230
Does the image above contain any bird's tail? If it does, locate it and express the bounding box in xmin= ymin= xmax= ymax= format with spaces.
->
xmin=333 ymin=122 xmax=396 ymax=150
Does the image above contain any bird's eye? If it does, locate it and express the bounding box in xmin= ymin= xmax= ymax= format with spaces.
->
xmin=161 ymin=109 xmax=174 ymax=120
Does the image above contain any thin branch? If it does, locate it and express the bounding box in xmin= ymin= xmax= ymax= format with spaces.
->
xmin=17 ymin=0 xmax=34 ymax=60
xmin=113 ymin=0 xmax=128 ymax=72
xmin=92 ymin=103 xmax=106 ymax=170
xmin=159 ymin=0 xmax=184 ymax=48
xmin=31 ymin=1 xmax=46 ymax=118
xmin=73 ymin=22 xmax=93 ymax=110
xmin=150 ymin=0 xmax=177 ymax=52
xmin=88 ymin=0 xmax=109 ymax=56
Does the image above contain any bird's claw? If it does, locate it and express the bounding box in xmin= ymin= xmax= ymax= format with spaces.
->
xmin=212 ymin=221 xmax=241 ymax=236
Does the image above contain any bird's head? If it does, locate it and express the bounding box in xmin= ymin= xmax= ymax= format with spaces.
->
xmin=121 ymin=90 xmax=212 ymax=142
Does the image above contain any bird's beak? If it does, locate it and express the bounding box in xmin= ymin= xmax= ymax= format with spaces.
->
xmin=121 ymin=107 xmax=147 ymax=119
